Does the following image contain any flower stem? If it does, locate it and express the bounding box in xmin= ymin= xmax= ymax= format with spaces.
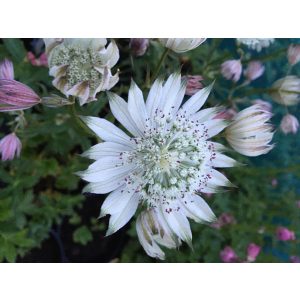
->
xmin=68 ymin=102 xmax=93 ymax=137
xmin=151 ymin=48 xmax=170 ymax=83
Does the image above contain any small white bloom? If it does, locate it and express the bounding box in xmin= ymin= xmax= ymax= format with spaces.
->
xmin=225 ymin=105 xmax=274 ymax=157
xmin=237 ymin=38 xmax=274 ymax=52
xmin=159 ymin=38 xmax=206 ymax=53
xmin=44 ymin=38 xmax=119 ymax=106
xmin=271 ymin=76 xmax=300 ymax=106
xmin=78 ymin=74 xmax=272 ymax=259
xmin=280 ymin=114 xmax=299 ymax=134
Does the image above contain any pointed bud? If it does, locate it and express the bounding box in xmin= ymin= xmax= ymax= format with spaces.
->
xmin=221 ymin=59 xmax=242 ymax=82
xmin=280 ymin=114 xmax=299 ymax=134
xmin=244 ymin=61 xmax=265 ymax=81
xmin=41 ymin=94 xmax=73 ymax=107
xmin=0 ymin=79 xmax=41 ymax=111
xmin=0 ymin=133 xmax=22 ymax=161
xmin=287 ymin=44 xmax=300 ymax=66
xmin=130 ymin=39 xmax=149 ymax=57
xmin=0 ymin=59 xmax=14 ymax=80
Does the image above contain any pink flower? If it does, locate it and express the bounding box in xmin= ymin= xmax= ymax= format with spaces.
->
xmin=244 ymin=61 xmax=265 ymax=81
xmin=214 ymin=108 xmax=237 ymax=120
xmin=276 ymin=227 xmax=296 ymax=241
xmin=0 ymin=133 xmax=22 ymax=161
xmin=220 ymin=246 xmax=238 ymax=263
xmin=211 ymin=212 xmax=236 ymax=229
xmin=280 ymin=114 xmax=299 ymax=134
xmin=27 ymin=52 xmax=48 ymax=67
xmin=130 ymin=39 xmax=149 ymax=57
xmin=252 ymin=99 xmax=272 ymax=112
xmin=0 ymin=79 xmax=41 ymax=111
xmin=247 ymin=243 xmax=261 ymax=262
xmin=221 ymin=59 xmax=242 ymax=82
xmin=296 ymin=200 xmax=300 ymax=208
xmin=0 ymin=59 xmax=14 ymax=80
xmin=183 ymin=75 xmax=204 ymax=96
xmin=287 ymin=44 xmax=300 ymax=66
xmin=290 ymin=256 xmax=300 ymax=263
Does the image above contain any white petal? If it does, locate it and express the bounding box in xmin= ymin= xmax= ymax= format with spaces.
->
xmin=191 ymin=107 xmax=223 ymax=123
xmin=106 ymin=192 xmax=140 ymax=236
xmin=208 ymin=169 xmax=234 ymax=187
xmin=162 ymin=207 xmax=192 ymax=246
xmin=146 ymin=78 xmax=163 ymax=118
xmin=181 ymin=194 xmax=216 ymax=223
xmin=82 ymin=141 xmax=132 ymax=160
xmin=212 ymin=153 xmax=240 ymax=168
xmin=108 ymin=92 xmax=143 ymax=137
xmin=81 ymin=116 xmax=134 ymax=147
xmin=128 ymin=80 xmax=148 ymax=132
xmin=182 ymin=83 xmax=213 ymax=115
xmin=66 ymin=81 xmax=90 ymax=106
xmin=202 ymin=119 xmax=228 ymax=139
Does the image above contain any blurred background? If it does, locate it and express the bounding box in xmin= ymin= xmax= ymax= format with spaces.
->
xmin=0 ymin=38 xmax=299 ymax=262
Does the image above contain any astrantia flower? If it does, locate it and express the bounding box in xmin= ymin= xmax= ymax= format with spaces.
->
xmin=0 ymin=133 xmax=22 ymax=161
xmin=271 ymin=76 xmax=300 ymax=106
xmin=225 ymin=105 xmax=274 ymax=156
xmin=78 ymin=73 xmax=244 ymax=259
xmin=159 ymin=38 xmax=206 ymax=53
xmin=44 ymin=38 xmax=119 ymax=106
xmin=237 ymin=38 xmax=274 ymax=52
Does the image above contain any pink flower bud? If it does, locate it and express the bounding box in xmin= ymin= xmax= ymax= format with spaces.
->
xmin=290 ymin=256 xmax=300 ymax=263
xmin=244 ymin=61 xmax=265 ymax=81
xmin=0 ymin=79 xmax=41 ymax=111
xmin=0 ymin=59 xmax=14 ymax=80
xmin=252 ymin=99 xmax=272 ymax=112
xmin=287 ymin=44 xmax=300 ymax=66
xmin=183 ymin=75 xmax=204 ymax=96
xmin=130 ymin=39 xmax=149 ymax=57
xmin=0 ymin=133 xmax=22 ymax=161
xmin=276 ymin=227 xmax=295 ymax=241
xmin=247 ymin=243 xmax=261 ymax=262
xmin=220 ymin=246 xmax=238 ymax=263
xmin=27 ymin=52 xmax=48 ymax=67
xmin=271 ymin=178 xmax=278 ymax=187
xmin=211 ymin=212 xmax=236 ymax=229
xmin=280 ymin=114 xmax=299 ymax=134
xmin=221 ymin=59 xmax=242 ymax=82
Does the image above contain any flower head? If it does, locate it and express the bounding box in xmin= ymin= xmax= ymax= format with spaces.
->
xmin=0 ymin=58 xmax=14 ymax=80
xmin=0 ymin=79 xmax=41 ymax=111
xmin=247 ymin=243 xmax=261 ymax=262
xmin=237 ymin=38 xmax=274 ymax=52
xmin=78 ymin=73 xmax=247 ymax=259
xmin=225 ymin=105 xmax=274 ymax=156
xmin=244 ymin=61 xmax=265 ymax=81
xmin=0 ymin=133 xmax=22 ymax=161
xmin=276 ymin=227 xmax=295 ymax=241
xmin=221 ymin=60 xmax=242 ymax=82
xmin=220 ymin=246 xmax=237 ymax=263
xmin=45 ymin=38 xmax=120 ymax=106
xmin=159 ymin=38 xmax=206 ymax=53
xmin=280 ymin=114 xmax=299 ymax=134
xmin=183 ymin=75 xmax=204 ymax=96
xmin=27 ymin=51 xmax=48 ymax=67
xmin=271 ymin=76 xmax=300 ymax=106
xmin=287 ymin=44 xmax=300 ymax=66
xmin=130 ymin=39 xmax=149 ymax=57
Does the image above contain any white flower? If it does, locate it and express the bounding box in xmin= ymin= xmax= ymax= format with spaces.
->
xmin=237 ymin=38 xmax=274 ymax=52
xmin=271 ymin=76 xmax=300 ymax=106
xmin=78 ymin=73 xmax=243 ymax=259
xmin=44 ymin=38 xmax=119 ymax=106
xmin=225 ymin=105 xmax=274 ymax=157
xmin=159 ymin=38 xmax=206 ymax=53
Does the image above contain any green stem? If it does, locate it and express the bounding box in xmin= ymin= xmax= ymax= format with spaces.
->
xmin=151 ymin=48 xmax=170 ymax=83
xmin=68 ymin=103 xmax=93 ymax=137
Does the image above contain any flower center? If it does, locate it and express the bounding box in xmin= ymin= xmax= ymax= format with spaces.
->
xmin=124 ymin=112 xmax=214 ymax=208
xmin=49 ymin=45 xmax=102 ymax=90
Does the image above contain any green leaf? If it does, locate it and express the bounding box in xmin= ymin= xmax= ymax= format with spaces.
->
xmin=73 ymin=226 xmax=93 ymax=245
xmin=2 ymin=38 xmax=26 ymax=63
